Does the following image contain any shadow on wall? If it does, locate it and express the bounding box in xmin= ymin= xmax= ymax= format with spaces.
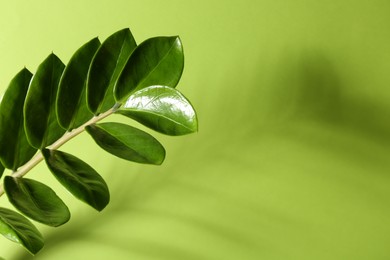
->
xmin=268 ymin=50 xmax=390 ymax=145
xmin=12 ymin=49 xmax=390 ymax=260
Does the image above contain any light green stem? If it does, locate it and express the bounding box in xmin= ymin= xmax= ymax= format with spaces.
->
xmin=0 ymin=107 xmax=116 ymax=197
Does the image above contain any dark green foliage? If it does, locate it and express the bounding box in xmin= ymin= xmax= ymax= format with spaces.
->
xmin=0 ymin=68 xmax=37 ymax=170
xmin=87 ymin=28 xmax=137 ymax=114
xmin=43 ymin=149 xmax=109 ymax=211
xmin=0 ymin=207 xmax=44 ymax=255
xmin=114 ymin=36 xmax=184 ymax=102
xmin=0 ymin=28 xmax=197 ymax=256
xmin=4 ymin=177 xmax=70 ymax=227
xmin=24 ymin=54 xmax=66 ymax=149
xmin=0 ymin=163 xmax=4 ymax=179
xmin=86 ymin=123 xmax=166 ymax=165
xmin=57 ymin=38 xmax=101 ymax=130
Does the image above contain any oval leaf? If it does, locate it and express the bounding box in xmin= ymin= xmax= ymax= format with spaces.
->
xmin=0 ymin=68 xmax=37 ymax=170
xmin=87 ymin=28 xmax=137 ymax=114
xmin=42 ymin=149 xmax=110 ymax=211
xmin=0 ymin=207 xmax=44 ymax=255
xmin=24 ymin=53 xmax=66 ymax=149
xmin=85 ymin=122 xmax=165 ymax=165
xmin=117 ymin=85 xmax=198 ymax=135
xmin=4 ymin=176 xmax=70 ymax=227
xmin=114 ymin=36 xmax=184 ymax=102
xmin=57 ymin=37 xmax=101 ymax=130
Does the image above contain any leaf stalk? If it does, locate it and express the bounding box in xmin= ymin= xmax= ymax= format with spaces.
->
xmin=0 ymin=107 xmax=116 ymax=197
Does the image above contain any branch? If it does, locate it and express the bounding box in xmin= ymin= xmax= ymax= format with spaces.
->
xmin=0 ymin=107 xmax=116 ymax=197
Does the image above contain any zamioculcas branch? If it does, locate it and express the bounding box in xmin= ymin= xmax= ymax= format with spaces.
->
xmin=0 ymin=28 xmax=198 ymax=257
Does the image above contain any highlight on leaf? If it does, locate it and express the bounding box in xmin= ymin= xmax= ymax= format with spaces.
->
xmin=0 ymin=207 xmax=44 ymax=255
xmin=0 ymin=27 xmax=197 ymax=258
xmin=114 ymin=36 xmax=184 ymax=102
xmin=117 ymin=85 xmax=198 ymax=136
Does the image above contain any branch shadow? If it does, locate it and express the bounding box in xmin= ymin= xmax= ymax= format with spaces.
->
xmin=12 ymin=48 xmax=390 ymax=260
xmin=266 ymin=49 xmax=390 ymax=152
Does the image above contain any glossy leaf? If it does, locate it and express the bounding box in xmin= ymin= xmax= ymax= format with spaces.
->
xmin=114 ymin=36 xmax=184 ymax=102
xmin=0 ymin=207 xmax=44 ymax=255
xmin=4 ymin=176 xmax=70 ymax=227
xmin=85 ymin=122 xmax=165 ymax=165
xmin=117 ymin=85 xmax=198 ymax=135
xmin=24 ymin=53 xmax=66 ymax=149
xmin=42 ymin=149 xmax=110 ymax=211
xmin=0 ymin=68 xmax=37 ymax=170
xmin=57 ymin=38 xmax=101 ymax=130
xmin=87 ymin=28 xmax=137 ymax=114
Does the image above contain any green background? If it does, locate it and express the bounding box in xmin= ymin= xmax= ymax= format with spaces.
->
xmin=1 ymin=1 xmax=390 ymax=259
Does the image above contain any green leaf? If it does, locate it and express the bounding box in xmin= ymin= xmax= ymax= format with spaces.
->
xmin=114 ymin=36 xmax=184 ymax=102
xmin=0 ymin=68 xmax=38 ymax=170
xmin=116 ymin=85 xmax=198 ymax=135
xmin=0 ymin=162 xmax=4 ymax=179
xmin=42 ymin=149 xmax=110 ymax=211
xmin=4 ymin=176 xmax=70 ymax=227
xmin=85 ymin=122 xmax=165 ymax=165
xmin=57 ymin=37 xmax=101 ymax=130
xmin=87 ymin=28 xmax=137 ymax=114
xmin=24 ymin=53 xmax=66 ymax=149
xmin=0 ymin=207 xmax=44 ymax=255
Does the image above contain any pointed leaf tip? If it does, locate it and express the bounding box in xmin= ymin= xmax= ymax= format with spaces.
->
xmin=117 ymin=85 xmax=198 ymax=135
xmin=114 ymin=36 xmax=184 ymax=102
xmin=0 ymin=68 xmax=37 ymax=170
xmin=87 ymin=28 xmax=137 ymax=114
xmin=0 ymin=207 xmax=44 ymax=255
xmin=24 ymin=53 xmax=66 ymax=149
xmin=57 ymin=37 xmax=100 ymax=130
xmin=86 ymin=122 xmax=166 ymax=165
xmin=43 ymin=149 xmax=110 ymax=211
xmin=4 ymin=176 xmax=70 ymax=227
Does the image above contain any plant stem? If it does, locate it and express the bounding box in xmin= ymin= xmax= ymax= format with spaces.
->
xmin=0 ymin=107 xmax=116 ymax=197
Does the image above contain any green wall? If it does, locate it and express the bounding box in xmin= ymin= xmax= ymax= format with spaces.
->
xmin=1 ymin=1 xmax=390 ymax=259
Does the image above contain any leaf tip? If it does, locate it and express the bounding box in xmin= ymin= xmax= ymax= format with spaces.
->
xmin=94 ymin=196 xmax=110 ymax=212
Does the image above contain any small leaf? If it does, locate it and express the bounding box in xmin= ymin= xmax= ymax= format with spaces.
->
xmin=117 ymin=85 xmax=198 ymax=135
xmin=85 ymin=122 xmax=165 ymax=165
xmin=4 ymin=176 xmax=70 ymax=227
xmin=24 ymin=53 xmax=66 ymax=149
xmin=114 ymin=36 xmax=184 ymax=102
xmin=57 ymin=37 xmax=101 ymax=130
xmin=87 ymin=28 xmax=137 ymax=114
xmin=0 ymin=68 xmax=38 ymax=170
xmin=0 ymin=207 xmax=44 ymax=255
xmin=42 ymin=149 xmax=109 ymax=211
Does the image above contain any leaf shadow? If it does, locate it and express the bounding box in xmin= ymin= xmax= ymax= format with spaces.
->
xmin=11 ymin=48 xmax=390 ymax=260
xmin=264 ymin=49 xmax=390 ymax=162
